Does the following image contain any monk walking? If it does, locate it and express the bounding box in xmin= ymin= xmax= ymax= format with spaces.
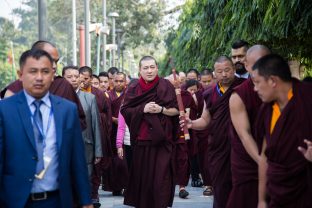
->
xmin=227 ymin=45 xmax=271 ymax=208
xmin=121 ymin=56 xmax=179 ymax=208
xmin=254 ymin=54 xmax=312 ymax=208
xmin=181 ymin=56 xmax=244 ymax=208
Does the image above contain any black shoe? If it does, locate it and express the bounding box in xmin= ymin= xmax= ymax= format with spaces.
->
xmin=112 ymin=190 xmax=122 ymax=196
xmin=92 ymin=199 xmax=101 ymax=208
xmin=191 ymin=179 xmax=203 ymax=187
xmin=179 ymin=189 xmax=189 ymax=199
xmin=93 ymin=202 xmax=101 ymax=208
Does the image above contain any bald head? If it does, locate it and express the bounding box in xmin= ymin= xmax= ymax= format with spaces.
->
xmin=245 ymin=45 xmax=271 ymax=73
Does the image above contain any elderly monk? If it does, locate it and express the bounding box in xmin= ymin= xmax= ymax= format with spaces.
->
xmin=227 ymin=45 xmax=271 ymax=208
xmin=181 ymin=56 xmax=244 ymax=208
xmin=121 ymin=56 xmax=179 ymax=208
xmin=253 ymin=54 xmax=312 ymax=208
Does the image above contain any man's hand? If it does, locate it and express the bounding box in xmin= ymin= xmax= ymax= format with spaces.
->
xmin=94 ymin=157 xmax=101 ymax=164
xmin=298 ymin=139 xmax=312 ymax=162
xmin=144 ymin=102 xmax=162 ymax=114
xmin=179 ymin=114 xmax=192 ymax=130
xmin=117 ymin=147 xmax=124 ymax=159
xmin=82 ymin=205 xmax=94 ymax=208
xmin=112 ymin=117 xmax=118 ymax=124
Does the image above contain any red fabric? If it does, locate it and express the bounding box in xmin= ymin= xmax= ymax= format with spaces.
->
xmin=137 ymin=75 xmax=160 ymax=140
xmin=139 ymin=75 xmax=160 ymax=92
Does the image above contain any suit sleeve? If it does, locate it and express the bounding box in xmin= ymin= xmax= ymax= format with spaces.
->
xmin=0 ymin=109 xmax=3 ymax=191
xmin=70 ymin=105 xmax=92 ymax=205
xmin=91 ymin=96 xmax=103 ymax=158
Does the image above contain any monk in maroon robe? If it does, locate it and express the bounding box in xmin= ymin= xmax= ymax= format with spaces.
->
xmin=121 ymin=56 xmax=179 ymax=208
xmin=227 ymin=45 xmax=271 ymax=208
xmin=194 ymin=88 xmax=213 ymax=195
xmin=253 ymin=54 xmax=312 ymax=208
xmin=102 ymin=72 xmax=129 ymax=195
xmin=182 ymin=56 xmax=244 ymax=208
xmin=175 ymin=88 xmax=198 ymax=198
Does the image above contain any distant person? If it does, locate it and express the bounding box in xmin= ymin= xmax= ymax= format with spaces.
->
xmin=200 ymin=68 xmax=213 ymax=88
xmin=107 ymin=67 xmax=119 ymax=91
xmin=98 ymin=72 xmax=110 ymax=93
xmin=91 ymin=74 xmax=100 ymax=89
xmin=186 ymin=68 xmax=200 ymax=81
xmin=179 ymin=71 xmax=187 ymax=85
xmin=231 ymin=40 xmax=249 ymax=78
xmin=175 ymin=79 xmax=199 ymax=199
xmin=0 ymin=49 xmax=92 ymax=207
xmin=79 ymin=66 xmax=113 ymax=206
xmin=102 ymin=72 xmax=129 ymax=196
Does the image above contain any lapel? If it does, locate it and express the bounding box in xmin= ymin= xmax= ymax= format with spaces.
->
xmin=49 ymin=95 xmax=63 ymax=151
xmin=17 ymin=92 xmax=36 ymax=151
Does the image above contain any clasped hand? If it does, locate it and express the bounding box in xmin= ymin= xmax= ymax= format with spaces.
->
xmin=144 ymin=102 xmax=162 ymax=114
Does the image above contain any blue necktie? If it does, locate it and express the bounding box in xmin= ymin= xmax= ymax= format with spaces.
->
xmin=33 ymin=100 xmax=44 ymax=174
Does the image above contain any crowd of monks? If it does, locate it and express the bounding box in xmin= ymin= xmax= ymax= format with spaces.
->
xmin=1 ymin=39 xmax=312 ymax=208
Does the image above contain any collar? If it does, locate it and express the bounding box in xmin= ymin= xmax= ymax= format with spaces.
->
xmin=24 ymin=90 xmax=51 ymax=108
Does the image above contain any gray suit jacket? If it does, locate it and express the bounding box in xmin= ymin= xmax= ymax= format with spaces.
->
xmin=77 ymin=91 xmax=102 ymax=163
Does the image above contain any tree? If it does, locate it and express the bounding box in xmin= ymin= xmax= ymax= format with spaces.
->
xmin=167 ymin=0 xmax=312 ymax=75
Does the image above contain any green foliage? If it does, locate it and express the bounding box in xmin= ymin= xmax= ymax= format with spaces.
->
xmin=167 ymin=0 xmax=312 ymax=75
xmin=0 ymin=62 xmax=16 ymax=91
xmin=0 ymin=0 xmax=166 ymax=73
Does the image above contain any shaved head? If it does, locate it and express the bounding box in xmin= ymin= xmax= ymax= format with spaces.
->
xmin=245 ymin=45 xmax=271 ymax=73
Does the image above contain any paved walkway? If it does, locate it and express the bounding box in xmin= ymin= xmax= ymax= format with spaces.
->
xmin=99 ymin=183 xmax=213 ymax=207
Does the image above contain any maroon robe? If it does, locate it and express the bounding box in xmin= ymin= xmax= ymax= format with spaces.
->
xmin=121 ymin=78 xmax=178 ymax=208
xmin=175 ymin=90 xmax=198 ymax=186
xmin=194 ymin=89 xmax=212 ymax=186
xmin=101 ymin=89 xmax=129 ymax=192
xmin=227 ymin=78 xmax=262 ymax=208
xmin=2 ymin=78 xmax=87 ymax=130
xmin=89 ymin=86 xmax=113 ymax=199
xmin=258 ymin=80 xmax=312 ymax=208
xmin=204 ymin=77 xmax=244 ymax=208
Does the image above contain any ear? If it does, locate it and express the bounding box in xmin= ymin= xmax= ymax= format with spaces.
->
xmin=17 ymin=69 xmax=23 ymax=81
xmin=269 ymin=75 xmax=278 ymax=88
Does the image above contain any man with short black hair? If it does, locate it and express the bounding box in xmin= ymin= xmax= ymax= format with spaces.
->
xmin=98 ymin=72 xmax=110 ymax=94
xmin=102 ymin=71 xmax=129 ymax=196
xmin=231 ymin=40 xmax=249 ymax=78
xmin=200 ymin=68 xmax=214 ymax=88
xmin=253 ymin=54 xmax=312 ymax=208
xmin=0 ymin=49 xmax=92 ymax=208
xmin=0 ymin=40 xmax=87 ymax=130
xmin=107 ymin=67 xmax=119 ymax=91
xmin=186 ymin=68 xmax=200 ymax=81
xmin=121 ymin=55 xmax=179 ymax=208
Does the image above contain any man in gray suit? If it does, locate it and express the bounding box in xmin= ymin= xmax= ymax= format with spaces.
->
xmin=62 ymin=66 xmax=102 ymax=176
